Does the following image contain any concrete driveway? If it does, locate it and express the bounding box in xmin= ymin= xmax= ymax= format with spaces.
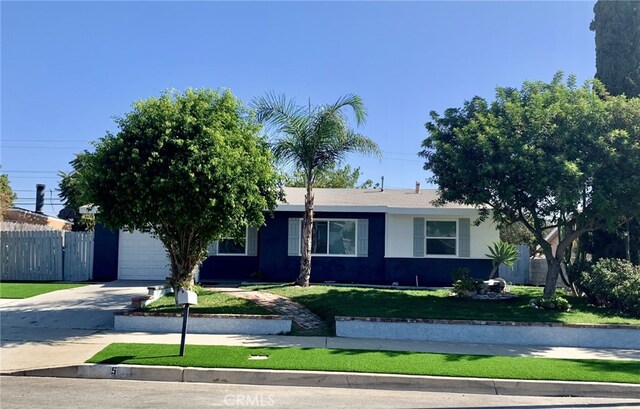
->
xmin=0 ymin=281 xmax=158 ymax=372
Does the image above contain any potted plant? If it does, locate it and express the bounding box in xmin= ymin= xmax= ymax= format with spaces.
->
xmin=452 ymin=267 xmax=477 ymax=297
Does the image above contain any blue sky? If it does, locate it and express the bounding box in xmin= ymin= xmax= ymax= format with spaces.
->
xmin=2 ymin=1 xmax=597 ymax=216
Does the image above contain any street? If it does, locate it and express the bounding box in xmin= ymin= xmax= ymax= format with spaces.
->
xmin=1 ymin=377 xmax=639 ymax=409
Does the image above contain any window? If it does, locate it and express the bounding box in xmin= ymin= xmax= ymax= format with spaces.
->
xmin=301 ymin=219 xmax=356 ymax=256
xmin=426 ymin=220 xmax=456 ymax=256
xmin=218 ymin=229 xmax=247 ymax=255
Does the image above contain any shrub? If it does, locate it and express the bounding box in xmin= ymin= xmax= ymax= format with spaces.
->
xmin=451 ymin=267 xmax=471 ymax=283
xmin=566 ymin=260 xmax=594 ymax=292
xmin=533 ymin=295 xmax=571 ymax=311
xmin=451 ymin=268 xmax=476 ymax=296
xmin=579 ymin=258 xmax=640 ymax=317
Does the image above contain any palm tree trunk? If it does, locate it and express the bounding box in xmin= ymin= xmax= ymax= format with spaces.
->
xmin=297 ymin=184 xmax=314 ymax=287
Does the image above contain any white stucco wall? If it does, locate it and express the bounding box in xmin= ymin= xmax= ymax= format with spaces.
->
xmin=385 ymin=213 xmax=499 ymax=258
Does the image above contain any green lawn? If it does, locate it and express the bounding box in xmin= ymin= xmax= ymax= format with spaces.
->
xmin=142 ymin=289 xmax=270 ymax=315
xmin=0 ymin=282 xmax=87 ymax=299
xmin=245 ymin=284 xmax=640 ymax=327
xmin=87 ymin=343 xmax=640 ymax=384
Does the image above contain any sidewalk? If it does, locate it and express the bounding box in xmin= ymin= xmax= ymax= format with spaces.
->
xmin=4 ymin=332 xmax=640 ymax=400
xmin=3 ymin=330 xmax=640 ymax=374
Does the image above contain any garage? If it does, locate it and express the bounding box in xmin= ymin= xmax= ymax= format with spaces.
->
xmin=117 ymin=230 xmax=171 ymax=280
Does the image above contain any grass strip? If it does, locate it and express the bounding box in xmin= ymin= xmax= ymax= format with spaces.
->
xmin=245 ymin=284 xmax=640 ymax=326
xmin=87 ymin=343 xmax=640 ymax=384
xmin=142 ymin=290 xmax=270 ymax=315
xmin=0 ymin=282 xmax=87 ymax=299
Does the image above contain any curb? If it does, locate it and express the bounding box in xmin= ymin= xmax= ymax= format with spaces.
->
xmin=5 ymin=364 xmax=640 ymax=399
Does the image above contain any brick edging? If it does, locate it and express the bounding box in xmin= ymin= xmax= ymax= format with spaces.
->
xmin=115 ymin=311 xmax=293 ymax=320
xmin=335 ymin=316 xmax=640 ymax=330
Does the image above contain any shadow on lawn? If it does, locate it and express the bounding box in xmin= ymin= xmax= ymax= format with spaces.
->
xmin=93 ymin=355 xmax=179 ymax=364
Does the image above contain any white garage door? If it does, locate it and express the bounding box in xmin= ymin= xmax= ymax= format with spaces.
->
xmin=118 ymin=230 xmax=171 ymax=280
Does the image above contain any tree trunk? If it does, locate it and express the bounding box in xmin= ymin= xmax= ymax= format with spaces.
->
xmin=488 ymin=265 xmax=498 ymax=279
xmin=166 ymin=246 xmax=198 ymax=302
xmin=297 ymin=185 xmax=314 ymax=287
xmin=543 ymin=257 xmax=562 ymax=298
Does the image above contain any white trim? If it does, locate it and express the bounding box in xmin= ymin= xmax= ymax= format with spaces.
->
xmin=424 ymin=219 xmax=458 ymax=257
xmin=384 ymin=213 xmax=389 ymax=258
xmin=217 ymin=227 xmax=248 ymax=256
xmin=298 ymin=218 xmax=358 ymax=257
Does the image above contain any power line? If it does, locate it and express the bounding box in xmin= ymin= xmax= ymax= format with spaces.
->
xmin=2 ymin=146 xmax=84 ymax=149
xmin=3 ymin=170 xmax=60 ymax=173
xmin=2 ymin=139 xmax=90 ymax=142
xmin=6 ymin=176 xmax=61 ymax=179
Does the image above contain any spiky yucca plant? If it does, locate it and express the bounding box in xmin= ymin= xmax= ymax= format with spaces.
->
xmin=486 ymin=241 xmax=520 ymax=279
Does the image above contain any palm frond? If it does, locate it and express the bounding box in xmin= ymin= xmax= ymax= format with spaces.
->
xmin=343 ymin=131 xmax=382 ymax=158
xmin=255 ymin=92 xmax=379 ymax=183
xmin=252 ymin=92 xmax=308 ymax=136
xmin=326 ymin=94 xmax=367 ymax=126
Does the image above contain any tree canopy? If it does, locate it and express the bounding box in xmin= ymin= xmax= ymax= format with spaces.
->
xmin=254 ymin=93 xmax=381 ymax=286
xmin=590 ymin=0 xmax=640 ymax=98
xmin=58 ymin=155 xmax=96 ymax=231
xmin=76 ymin=88 xmax=282 ymax=289
xmin=588 ymin=0 xmax=640 ymax=263
xmin=0 ymin=169 xmax=17 ymax=220
xmin=420 ymin=73 xmax=640 ymax=298
xmin=284 ymin=164 xmax=362 ymax=188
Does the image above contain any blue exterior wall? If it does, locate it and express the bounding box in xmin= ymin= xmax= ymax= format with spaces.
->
xmin=384 ymin=258 xmax=492 ymax=286
xmin=110 ymin=212 xmax=493 ymax=286
xmin=258 ymin=211 xmax=386 ymax=283
xmin=199 ymin=256 xmax=259 ymax=281
xmin=92 ymin=223 xmax=119 ymax=282
xmin=197 ymin=211 xmax=492 ymax=285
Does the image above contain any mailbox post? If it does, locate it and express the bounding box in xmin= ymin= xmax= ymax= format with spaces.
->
xmin=177 ymin=288 xmax=198 ymax=356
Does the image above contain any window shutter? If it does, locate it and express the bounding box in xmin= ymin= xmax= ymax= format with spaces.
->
xmin=413 ymin=217 xmax=425 ymax=257
xmin=458 ymin=218 xmax=471 ymax=257
xmin=288 ymin=218 xmax=300 ymax=256
xmin=357 ymin=219 xmax=368 ymax=257
xmin=207 ymin=241 xmax=218 ymax=256
xmin=247 ymin=227 xmax=258 ymax=256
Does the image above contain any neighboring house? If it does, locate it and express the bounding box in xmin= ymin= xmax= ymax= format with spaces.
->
xmin=1 ymin=207 xmax=72 ymax=231
xmin=96 ymin=187 xmax=499 ymax=286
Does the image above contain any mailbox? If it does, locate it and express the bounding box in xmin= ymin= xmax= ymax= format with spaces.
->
xmin=177 ymin=288 xmax=198 ymax=306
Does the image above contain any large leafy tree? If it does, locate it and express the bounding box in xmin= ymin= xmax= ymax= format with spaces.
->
xmin=77 ymin=89 xmax=282 ymax=291
xmin=57 ymin=154 xmax=96 ymax=231
xmin=284 ymin=164 xmax=362 ymax=188
xmin=254 ymin=94 xmax=381 ymax=287
xmin=590 ymin=0 xmax=640 ymax=98
xmin=420 ymin=74 xmax=640 ymax=298
xmin=588 ymin=0 xmax=640 ymax=263
xmin=0 ymin=168 xmax=17 ymax=220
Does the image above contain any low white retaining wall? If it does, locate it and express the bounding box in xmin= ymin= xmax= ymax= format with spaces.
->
xmin=115 ymin=312 xmax=292 ymax=335
xmin=335 ymin=317 xmax=640 ymax=349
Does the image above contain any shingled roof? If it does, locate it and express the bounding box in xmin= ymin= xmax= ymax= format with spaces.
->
xmin=278 ymin=187 xmax=480 ymax=215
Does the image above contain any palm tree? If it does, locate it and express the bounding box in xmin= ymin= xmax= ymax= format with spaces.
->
xmin=254 ymin=93 xmax=381 ymax=287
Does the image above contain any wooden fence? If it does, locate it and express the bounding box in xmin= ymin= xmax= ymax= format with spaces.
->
xmin=498 ymin=245 xmax=531 ymax=284
xmin=0 ymin=231 xmax=94 ymax=281
xmin=498 ymin=245 xmax=566 ymax=287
